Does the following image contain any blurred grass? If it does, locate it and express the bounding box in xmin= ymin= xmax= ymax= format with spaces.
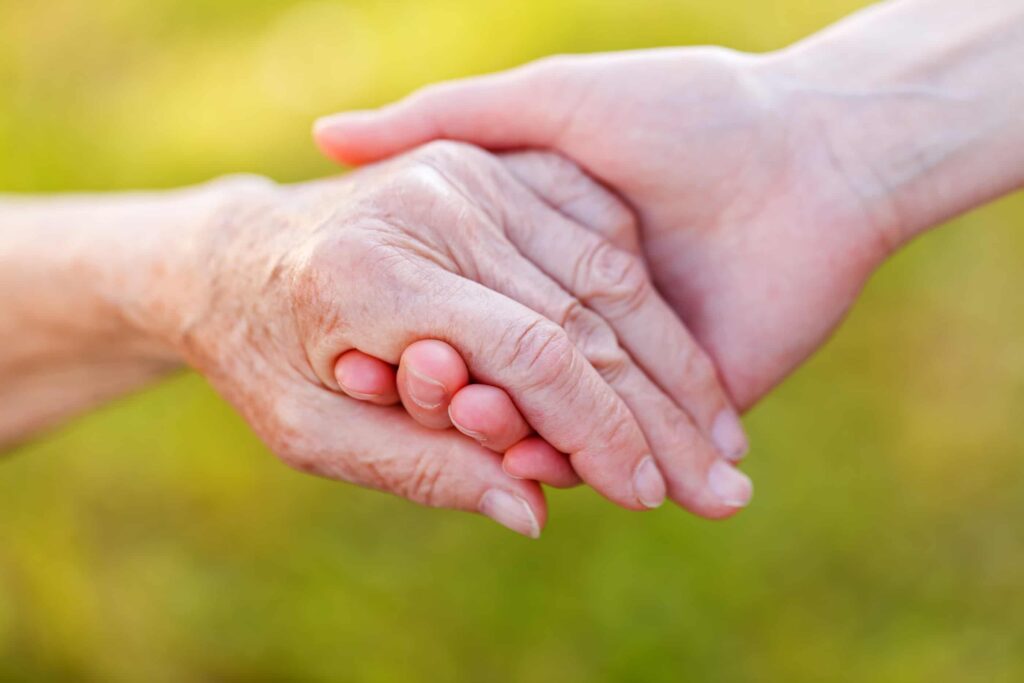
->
xmin=1 ymin=0 xmax=1023 ymax=681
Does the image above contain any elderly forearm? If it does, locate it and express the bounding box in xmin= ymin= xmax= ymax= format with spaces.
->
xmin=0 ymin=178 xmax=266 ymax=447
xmin=767 ymin=0 xmax=1024 ymax=246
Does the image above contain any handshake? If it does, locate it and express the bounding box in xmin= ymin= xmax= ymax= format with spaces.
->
xmin=5 ymin=1 xmax=1022 ymax=539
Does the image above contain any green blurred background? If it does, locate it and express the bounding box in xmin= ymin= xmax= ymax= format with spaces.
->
xmin=2 ymin=0 xmax=1022 ymax=680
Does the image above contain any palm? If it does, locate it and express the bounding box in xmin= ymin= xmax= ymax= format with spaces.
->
xmin=545 ymin=50 xmax=886 ymax=407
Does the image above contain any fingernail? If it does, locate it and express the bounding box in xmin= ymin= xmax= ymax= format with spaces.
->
xmin=448 ymin=406 xmax=487 ymax=443
xmin=633 ymin=456 xmax=666 ymax=509
xmin=335 ymin=366 xmax=379 ymax=401
xmin=501 ymin=461 xmax=525 ymax=480
xmin=479 ymin=489 xmax=541 ymax=539
xmin=711 ymin=409 xmax=749 ymax=462
xmin=338 ymin=387 xmax=381 ymax=401
xmin=707 ymin=460 xmax=753 ymax=508
xmin=405 ymin=367 xmax=447 ymax=409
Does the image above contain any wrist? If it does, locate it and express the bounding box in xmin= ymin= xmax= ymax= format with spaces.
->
xmin=0 ymin=175 xmax=278 ymax=445
xmin=125 ymin=174 xmax=281 ymax=365
xmin=759 ymin=0 xmax=1024 ymax=251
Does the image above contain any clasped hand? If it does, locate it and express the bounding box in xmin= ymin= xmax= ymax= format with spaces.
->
xmin=179 ymin=141 xmax=750 ymax=538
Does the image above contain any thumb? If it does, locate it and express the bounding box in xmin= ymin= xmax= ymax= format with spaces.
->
xmin=313 ymin=59 xmax=577 ymax=165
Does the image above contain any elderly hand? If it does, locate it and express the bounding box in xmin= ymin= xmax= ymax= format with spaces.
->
xmin=155 ymin=141 xmax=751 ymax=536
xmin=328 ymin=148 xmax=753 ymax=498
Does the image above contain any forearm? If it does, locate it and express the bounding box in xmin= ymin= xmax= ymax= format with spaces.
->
xmin=766 ymin=0 xmax=1024 ymax=246
xmin=0 ymin=177 xmax=267 ymax=447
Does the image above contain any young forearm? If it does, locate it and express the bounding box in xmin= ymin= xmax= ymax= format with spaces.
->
xmin=0 ymin=178 xmax=263 ymax=447
xmin=766 ymin=0 xmax=1024 ymax=246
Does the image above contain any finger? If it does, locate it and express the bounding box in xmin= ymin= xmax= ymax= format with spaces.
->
xmin=447 ymin=383 xmax=532 ymax=453
xmin=313 ymin=58 xmax=580 ymax=165
xmin=461 ymin=241 xmax=748 ymax=517
xmin=398 ymin=343 xmax=552 ymax=462
xmin=504 ymin=437 xmax=581 ymax=489
xmin=361 ymin=267 xmax=665 ymax=512
xmin=432 ymin=148 xmax=750 ymax=463
xmin=392 ymin=146 xmax=750 ymax=514
xmin=544 ymin=230 xmax=748 ymax=460
xmin=499 ymin=151 xmax=640 ymax=254
xmin=500 ymin=177 xmax=749 ymax=461
xmin=308 ymin=149 xmax=665 ymax=512
xmin=445 ymin=376 xmax=577 ymax=490
xmin=269 ymin=384 xmax=548 ymax=538
xmin=333 ymin=350 xmax=399 ymax=405
xmin=397 ymin=339 xmax=470 ymax=430
xmin=451 ymin=289 xmax=664 ymax=511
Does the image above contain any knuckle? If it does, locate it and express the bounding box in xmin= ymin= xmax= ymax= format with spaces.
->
xmin=502 ymin=318 xmax=576 ymax=392
xmin=291 ymin=230 xmax=420 ymax=383
xmin=404 ymin=142 xmax=502 ymax=211
xmin=559 ymin=302 xmax=630 ymax=383
xmin=604 ymin=201 xmax=640 ymax=248
xmin=579 ymin=403 xmax=641 ymax=463
xmin=398 ymin=452 xmax=447 ymax=507
xmin=529 ymin=53 xmax=576 ymax=76
xmin=596 ymin=347 xmax=631 ymax=385
xmin=292 ymin=231 xmax=392 ymax=329
xmin=405 ymin=82 xmax=452 ymax=114
xmin=574 ymin=241 xmax=651 ymax=316
xmin=675 ymin=346 xmax=720 ymax=398
xmin=411 ymin=139 xmax=482 ymax=170
xmin=406 ymin=81 xmax=441 ymax=104
xmin=399 ymin=154 xmax=460 ymax=198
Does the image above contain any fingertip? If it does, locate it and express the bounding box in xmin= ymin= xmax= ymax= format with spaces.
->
xmin=334 ymin=350 xmax=399 ymax=404
xmin=516 ymin=476 xmax=549 ymax=531
xmin=396 ymin=340 xmax=471 ymax=429
xmin=504 ymin=438 xmax=581 ymax=489
xmin=711 ymin=408 xmax=750 ymax=462
xmin=313 ymin=111 xmax=393 ymax=165
xmin=480 ymin=476 xmax=548 ymax=539
xmin=664 ymin=459 xmax=754 ymax=521
xmin=706 ymin=460 xmax=754 ymax=510
xmin=402 ymin=340 xmax=470 ymax=391
xmin=449 ymin=384 xmax=529 ymax=449
xmin=313 ymin=105 xmax=436 ymax=166
xmin=633 ymin=456 xmax=667 ymax=509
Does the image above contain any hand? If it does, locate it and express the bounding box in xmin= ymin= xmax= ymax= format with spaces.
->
xmin=312 ymin=47 xmax=904 ymax=411
xmin=157 ymin=142 xmax=749 ymax=536
xmin=335 ymin=339 xmax=585 ymax=489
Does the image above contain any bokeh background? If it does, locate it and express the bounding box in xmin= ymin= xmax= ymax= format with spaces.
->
xmin=2 ymin=0 xmax=1023 ymax=680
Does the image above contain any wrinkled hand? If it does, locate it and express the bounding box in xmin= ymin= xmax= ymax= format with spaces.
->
xmin=166 ymin=142 xmax=748 ymax=537
xmin=314 ymin=48 xmax=898 ymax=410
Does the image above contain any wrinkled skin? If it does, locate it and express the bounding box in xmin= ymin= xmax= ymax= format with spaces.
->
xmin=172 ymin=142 xmax=748 ymax=536
xmin=315 ymin=48 xmax=898 ymax=411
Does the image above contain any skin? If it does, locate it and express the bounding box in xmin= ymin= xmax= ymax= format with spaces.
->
xmin=8 ymin=0 xmax=1021 ymax=540
xmin=1 ymin=143 xmax=752 ymax=539
xmin=314 ymin=0 xmax=1024 ymax=482
xmin=338 ymin=339 xmax=584 ymax=487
